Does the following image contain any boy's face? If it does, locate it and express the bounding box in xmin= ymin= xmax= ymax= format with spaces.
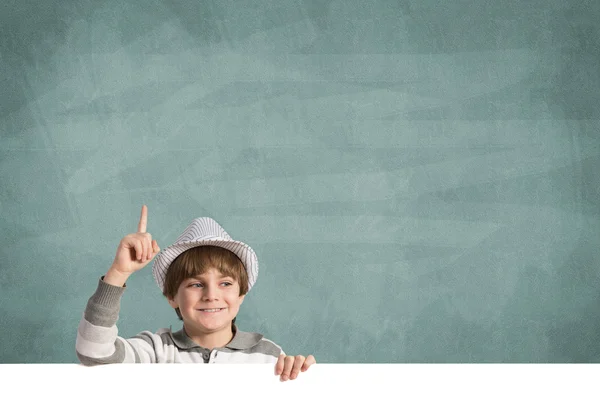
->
xmin=168 ymin=267 xmax=245 ymax=335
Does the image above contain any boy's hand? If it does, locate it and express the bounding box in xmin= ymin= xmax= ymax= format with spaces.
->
xmin=275 ymin=354 xmax=316 ymax=382
xmin=105 ymin=205 xmax=160 ymax=286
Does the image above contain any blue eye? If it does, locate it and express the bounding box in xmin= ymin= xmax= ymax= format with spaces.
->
xmin=190 ymin=283 xmax=203 ymax=288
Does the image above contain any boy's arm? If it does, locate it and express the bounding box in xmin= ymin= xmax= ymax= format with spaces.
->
xmin=77 ymin=205 xmax=163 ymax=365
xmin=76 ymin=276 xmax=158 ymax=364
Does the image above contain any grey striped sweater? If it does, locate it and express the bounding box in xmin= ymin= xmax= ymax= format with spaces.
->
xmin=76 ymin=278 xmax=284 ymax=364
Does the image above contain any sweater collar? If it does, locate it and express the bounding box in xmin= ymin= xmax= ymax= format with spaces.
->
xmin=170 ymin=324 xmax=264 ymax=350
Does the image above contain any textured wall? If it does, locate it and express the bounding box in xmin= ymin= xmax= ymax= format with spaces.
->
xmin=1 ymin=0 xmax=599 ymax=362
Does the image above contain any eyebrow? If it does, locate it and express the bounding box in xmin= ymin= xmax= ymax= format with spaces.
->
xmin=188 ymin=274 xmax=235 ymax=280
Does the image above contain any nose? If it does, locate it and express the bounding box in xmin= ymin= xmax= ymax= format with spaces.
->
xmin=201 ymin=284 xmax=219 ymax=301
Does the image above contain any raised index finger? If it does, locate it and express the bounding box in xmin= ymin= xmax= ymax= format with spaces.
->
xmin=138 ymin=205 xmax=148 ymax=233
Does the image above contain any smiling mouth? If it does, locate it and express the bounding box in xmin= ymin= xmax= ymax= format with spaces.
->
xmin=197 ymin=308 xmax=226 ymax=313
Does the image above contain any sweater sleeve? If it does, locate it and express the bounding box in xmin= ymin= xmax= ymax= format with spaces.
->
xmin=76 ymin=277 xmax=159 ymax=365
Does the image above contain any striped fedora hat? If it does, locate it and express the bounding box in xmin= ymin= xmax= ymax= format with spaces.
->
xmin=152 ymin=217 xmax=258 ymax=293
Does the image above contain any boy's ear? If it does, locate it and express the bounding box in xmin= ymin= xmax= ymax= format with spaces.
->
xmin=167 ymin=297 xmax=178 ymax=309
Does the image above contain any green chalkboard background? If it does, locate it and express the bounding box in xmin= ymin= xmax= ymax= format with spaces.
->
xmin=1 ymin=0 xmax=599 ymax=363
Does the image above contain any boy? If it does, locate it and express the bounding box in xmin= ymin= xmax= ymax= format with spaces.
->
xmin=76 ymin=205 xmax=315 ymax=381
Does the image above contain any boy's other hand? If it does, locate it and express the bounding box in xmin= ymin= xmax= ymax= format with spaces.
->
xmin=275 ymin=354 xmax=316 ymax=382
xmin=106 ymin=205 xmax=160 ymax=286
